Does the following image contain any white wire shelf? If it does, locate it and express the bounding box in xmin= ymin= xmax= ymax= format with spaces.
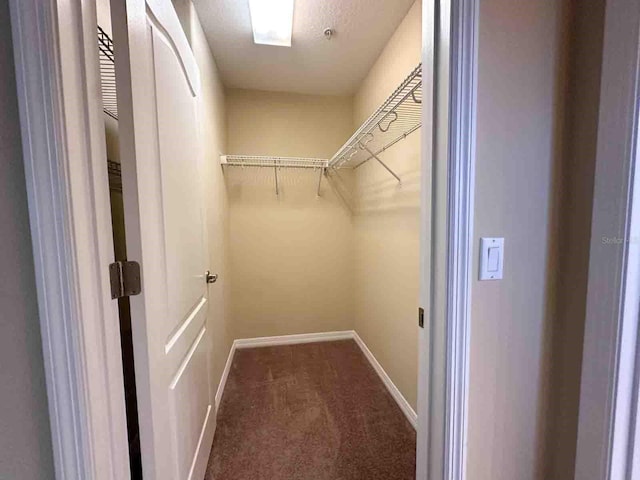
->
xmin=220 ymin=64 xmax=421 ymax=192
xmin=221 ymin=155 xmax=328 ymax=169
xmin=98 ymin=26 xmax=118 ymax=120
xmin=220 ymin=155 xmax=329 ymax=196
xmin=329 ymin=63 xmax=422 ymax=178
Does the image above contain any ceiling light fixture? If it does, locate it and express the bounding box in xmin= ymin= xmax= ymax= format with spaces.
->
xmin=248 ymin=0 xmax=294 ymax=47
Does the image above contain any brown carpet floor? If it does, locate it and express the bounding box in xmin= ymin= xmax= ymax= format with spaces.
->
xmin=205 ymin=340 xmax=416 ymax=480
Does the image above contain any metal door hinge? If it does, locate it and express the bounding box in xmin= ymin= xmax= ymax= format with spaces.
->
xmin=418 ymin=307 xmax=424 ymax=328
xmin=109 ymin=261 xmax=142 ymax=299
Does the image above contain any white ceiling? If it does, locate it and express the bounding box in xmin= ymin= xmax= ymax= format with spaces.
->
xmin=192 ymin=0 xmax=415 ymax=96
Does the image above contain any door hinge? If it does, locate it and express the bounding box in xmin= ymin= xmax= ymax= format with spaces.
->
xmin=109 ymin=261 xmax=142 ymax=299
xmin=418 ymin=307 xmax=424 ymax=328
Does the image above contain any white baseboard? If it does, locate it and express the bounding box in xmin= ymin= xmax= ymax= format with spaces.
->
xmin=351 ymin=331 xmax=417 ymax=429
xmin=215 ymin=342 xmax=236 ymax=412
xmin=233 ymin=330 xmax=354 ymax=349
xmin=213 ymin=330 xmax=417 ymax=430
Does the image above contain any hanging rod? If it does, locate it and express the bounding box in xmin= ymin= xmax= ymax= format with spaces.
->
xmin=98 ymin=26 xmax=118 ymax=120
xmin=220 ymin=155 xmax=329 ymax=196
xmin=328 ymin=63 xmax=422 ymax=179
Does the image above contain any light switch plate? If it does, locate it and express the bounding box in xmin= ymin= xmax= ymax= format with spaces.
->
xmin=479 ymin=237 xmax=504 ymax=280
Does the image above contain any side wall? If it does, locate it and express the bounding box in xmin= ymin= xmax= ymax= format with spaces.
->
xmin=0 ymin=1 xmax=55 ymax=477
xmin=467 ymin=0 xmax=571 ymax=479
xmin=545 ymin=0 xmax=605 ymax=477
xmin=226 ymin=89 xmax=354 ymax=339
xmin=352 ymin=0 xmax=422 ymax=411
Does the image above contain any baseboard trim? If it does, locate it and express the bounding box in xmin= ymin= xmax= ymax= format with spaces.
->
xmin=234 ymin=330 xmax=354 ymax=349
xmin=214 ymin=330 xmax=417 ymax=431
xmin=215 ymin=342 xmax=237 ymax=412
xmin=352 ymin=331 xmax=418 ymax=429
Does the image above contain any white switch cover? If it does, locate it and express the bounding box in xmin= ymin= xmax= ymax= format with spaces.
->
xmin=480 ymin=237 xmax=504 ymax=280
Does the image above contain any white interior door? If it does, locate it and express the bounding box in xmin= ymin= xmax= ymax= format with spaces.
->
xmin=110 ymin=1 xmax=214 ymax=479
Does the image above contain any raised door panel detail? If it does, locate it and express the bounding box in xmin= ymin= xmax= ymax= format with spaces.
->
xmin=165 ymin=296 xmax=207 ymax=356
xmin=164 ymin=295 xmax=208 ymax=376
xmin=169 ymin=327 xmax=212 ymax=479
xmin=150 ymin=23 xmax=206 ymax=341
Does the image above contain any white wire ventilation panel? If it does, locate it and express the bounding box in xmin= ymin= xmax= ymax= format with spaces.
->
xmin=329 ymin=63 xmax=422 ymax=170
xmin=98 ymin=27 xmax=118 ymax=120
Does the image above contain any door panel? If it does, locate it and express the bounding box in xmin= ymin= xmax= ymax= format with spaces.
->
xmin=169 ymin=326 xmax=211 ymax=480
xmin=111 ymin=1 xmax=214 ymax=478
xmin=151 ymin=25 xmax=206 ymax=341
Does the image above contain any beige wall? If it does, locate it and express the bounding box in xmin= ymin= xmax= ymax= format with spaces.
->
xmin=0 ymin=1 xmax=55 ymax=477
xmin=352 ymin=0 xmax=422 ymax=410
xmin=226 ymin=89 xmax=354 ymax=339
xmin=545 ymin=0 xmax=605 ymax=477
xmin=467 ymin=0 xmax=572 ymax=479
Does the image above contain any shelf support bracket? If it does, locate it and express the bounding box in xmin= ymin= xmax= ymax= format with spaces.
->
xmin=274 ymin=159 xmax=279 ymax=195
xmin=317 ymin=168 xmax=324 ymax=196
xmin=360 ymin=144 xmax=401 ymax=183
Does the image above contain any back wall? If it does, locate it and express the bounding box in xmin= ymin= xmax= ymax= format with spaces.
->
xmin=225 ymin=89 xmax=355 ymax=339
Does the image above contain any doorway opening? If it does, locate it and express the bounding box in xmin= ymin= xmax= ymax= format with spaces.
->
xmin=97 ymin=8 xmax=142 ymax=479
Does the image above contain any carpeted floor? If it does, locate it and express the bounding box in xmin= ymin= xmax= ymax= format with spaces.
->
xmin=205 ymin=339 xmax=416 ymax=480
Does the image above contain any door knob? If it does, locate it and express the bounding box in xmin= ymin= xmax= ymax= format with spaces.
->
xmin=205 ymin=271 xmax=218 ymax=284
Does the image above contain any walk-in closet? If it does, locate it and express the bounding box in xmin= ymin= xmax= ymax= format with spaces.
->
xmin=96 ymin=0 xmax=424 ymax=478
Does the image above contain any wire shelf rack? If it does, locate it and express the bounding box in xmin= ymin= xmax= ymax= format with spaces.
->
xmin=329 ymin=63 xmax=422 ymax=175
xmin=108 ymin=160 xmax=122 ymax=192
xmin=221 ymin=155 xmax=329 ymax=196
xmin=98 ymin=26 xmax=118 ymax=120
xmin=219 ymin=65 xmax=421 ymax=192
xmin=221 ymin=155 xmax=328 ymax=169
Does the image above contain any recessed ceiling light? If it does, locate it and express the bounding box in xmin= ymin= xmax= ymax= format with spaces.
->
xmin=248 ymin=0 xmax=294 ymax=47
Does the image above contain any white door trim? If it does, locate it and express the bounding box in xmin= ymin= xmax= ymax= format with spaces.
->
xmin=574 ymin=0 xmax=640 ymax=478
xmin=8 ymin=0 xmax=131 ymax=479
xmin=416 ymin=0 xmax=479 ymax=479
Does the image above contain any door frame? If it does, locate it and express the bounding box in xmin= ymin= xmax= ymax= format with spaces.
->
xmin=8 ymin=0 xmax=479 ymax=478
xmin=8 ymin=0 xmax=131 ymax=479
xmin=416 ymin=0 xmax=479 ymax=479
xmin=574 ymin=0 xmax=640 ymax=478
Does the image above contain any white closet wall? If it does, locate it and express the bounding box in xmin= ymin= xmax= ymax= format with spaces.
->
xmin=226 ymin=90 xmax=355 ymax=339
xmin=352 ymin=1 xmax=422 ymax=410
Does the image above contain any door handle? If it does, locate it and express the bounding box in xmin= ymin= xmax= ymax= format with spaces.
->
xmin=205 ymin=271 xmax=218 ymax=284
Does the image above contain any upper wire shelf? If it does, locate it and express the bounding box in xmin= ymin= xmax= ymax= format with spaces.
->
xmin=221 ymin=155 xmax=328 ymax=196
xmin=221 ymin=155 xmax=328 ymax=169
xmin=98 ymin=26 xmax=118 ymax=120
xmin=329 ymin=63 xmax=422 ymax=171
xmin=219 ymin=64 xmax=422 ymax=193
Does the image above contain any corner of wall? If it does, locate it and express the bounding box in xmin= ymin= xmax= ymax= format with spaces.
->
xmin=543 ymin=0 xmax=606 ymax=477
